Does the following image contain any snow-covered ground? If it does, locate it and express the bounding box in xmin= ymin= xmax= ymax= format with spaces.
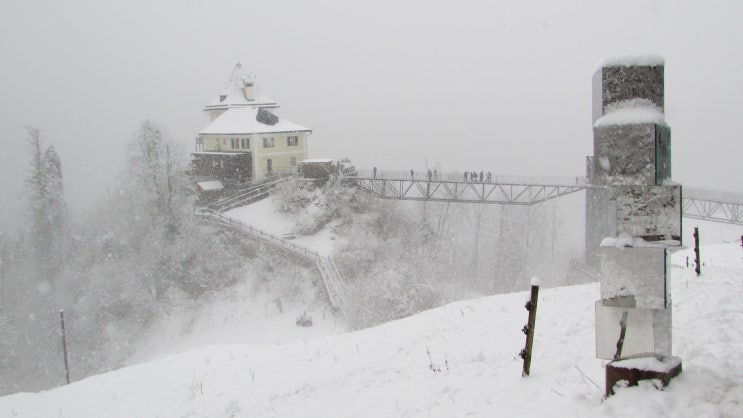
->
xmin=225 ymin=196 xmax=343 ymax=256
xmin=127 ymin=279 xmax=343 ymax=366
xmin=1 ymin=241 xmax=741 ymax=417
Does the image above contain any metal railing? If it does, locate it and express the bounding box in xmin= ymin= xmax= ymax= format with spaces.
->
xmin=198 ymin=209 xmax=346 ymax=310
xmin=207 ymin=176 xmax=290 ymax=212
xmin=351 ymin=176 xmax=587 ymax=205
xmin=198 ymin=209 xmax=319 ymax=260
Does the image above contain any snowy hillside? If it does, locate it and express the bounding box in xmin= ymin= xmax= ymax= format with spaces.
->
xmin=1 ymin=243 xmax=741 ymax=417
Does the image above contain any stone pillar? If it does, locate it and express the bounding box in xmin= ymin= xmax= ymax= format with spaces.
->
xmin=588 ymin=57 xmax=682 ymax=396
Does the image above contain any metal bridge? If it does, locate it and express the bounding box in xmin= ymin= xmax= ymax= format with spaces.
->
xmin=352 ymin=176 xmax=587 ymax=205
xmin=683 ymin=188 xmax=743 ymax=225
xmin=349 ymin=175 xmax=743 ymax=226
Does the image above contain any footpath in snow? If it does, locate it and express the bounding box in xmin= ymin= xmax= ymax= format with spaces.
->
xmin=1 ymin=243 xmax=742 ymax=417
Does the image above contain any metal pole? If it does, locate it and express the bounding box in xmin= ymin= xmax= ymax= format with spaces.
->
xmin=693 ymin=227 xmax=701 ymax=276
xmin=60 ymin=309 xmax=70 ymax=384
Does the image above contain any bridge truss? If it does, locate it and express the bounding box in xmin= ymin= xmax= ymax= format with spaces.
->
xmin=682 ymin=194 xmax=743 ymax=225
xmin=350 ymin=177 xmax=743 ymax=226
xmin=352 ymin=177 xmax=586 ymax=205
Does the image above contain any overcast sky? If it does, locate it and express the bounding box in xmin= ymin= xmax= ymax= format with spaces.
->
xmin=1 ymin=0 xmax=742 ymax=230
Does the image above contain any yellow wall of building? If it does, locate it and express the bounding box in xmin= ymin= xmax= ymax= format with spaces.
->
xmin=254 ymin=132 xmax=308 ymax=178
xmin=200 ymin=132 xmax=308 ymax=179
xmin=202 ymin=134 xmax=253 ymax=152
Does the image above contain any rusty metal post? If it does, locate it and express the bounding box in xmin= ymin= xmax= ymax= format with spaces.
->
xmin=693 ymin=227 xmax=701 ymax=276
xmin=60 ymin=309 xmax=70 ymax=384
xmin=519 ymin=279 xmax=540 ymax=376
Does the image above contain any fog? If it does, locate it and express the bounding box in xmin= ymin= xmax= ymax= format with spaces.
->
xmin=2 ymin=0 xmax=742 ymax=231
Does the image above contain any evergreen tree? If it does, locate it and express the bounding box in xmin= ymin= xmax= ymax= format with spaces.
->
xmin=25 ymin=126 xmax=49 ymax=263
xmin=24 ymin=127 xmax=69 ymax=278
xmin=41 ymin=145 xmax=69 ymax=265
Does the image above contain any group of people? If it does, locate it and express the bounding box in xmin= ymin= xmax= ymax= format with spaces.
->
xmin=464 ymin=170 xmax=492 ymax=183
xmin=370 ymin=167 xmax=493 ymax=183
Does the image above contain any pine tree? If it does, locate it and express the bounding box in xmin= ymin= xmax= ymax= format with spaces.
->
xmin=24 ymin=127 xmax=69 ymax=278
xmin=41 ymin=145 xmax=69 ymax=264
xmin=25 ymin=127 xmax=50 ymax=264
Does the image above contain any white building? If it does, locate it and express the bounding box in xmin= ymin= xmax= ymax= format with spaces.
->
xmin=192 ymin=63 xmax=311 ymax=185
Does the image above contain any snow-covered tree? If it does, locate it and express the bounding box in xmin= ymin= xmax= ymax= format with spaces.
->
xmin=41 ymin=145 xmax=69 ymax=266
xmin=24 ymin=127 xmax=69 ymax=278
xmin=25 ymin=127 xmax=48 ymax=261
xmin=126 ymin=120 xmax=190 ymax=230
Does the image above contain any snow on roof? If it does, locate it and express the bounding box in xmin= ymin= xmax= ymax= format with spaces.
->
xmin=199 ymin=107 xmax=310 ymax=135
xmin=600 ymin=54 xmax=665 ymax=68
xmin=594 ymin=98 xmax=665 ymax=128
xmin=192 ymin=151 xmax=250 ymax=156
xmin=197 ymin=180 xmax=224 ymax=191
xmin=301 ymin=159 xmax=334 ymax=163
xmin=204 ymin=63 xmax=277 ymax=110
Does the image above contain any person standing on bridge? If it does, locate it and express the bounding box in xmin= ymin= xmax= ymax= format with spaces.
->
xmin=410 ymin=169 xmax=415 ymax=179
xmin=479 ymin=171 xmax=483 ymax=182
xmin=433 ymin=169 xmax=438 ymax=180
xmin=427 ymin=169 xmax=432 ymax=181
xmin=373 ymin=166 xmax=377 ymax=178
xmin=486 ymin=171 xmax=492 ymax=183
xmin=464 ymin=171 xmax=468 ymax=182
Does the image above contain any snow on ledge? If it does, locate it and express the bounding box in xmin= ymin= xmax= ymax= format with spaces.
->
xmin=611 ymin=355 xmax=682 ymax=373
xmin=530 ymin=277 xmax=541 ymax=287
xmin=601 ymin=234 xmax=679 ymax=248
xmin=600 ymin=54 xmax=665 ymax=68
xmin=594 ymin=99 xmax=665 ymax=128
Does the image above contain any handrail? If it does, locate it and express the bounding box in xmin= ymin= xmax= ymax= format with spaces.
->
xmin=196 ymin=203 xmax=347 ymax=311
xmin=208 ymin=177 xmax=288 ymax=211
xmin=198 ymin=209 xmax=319 ymax=260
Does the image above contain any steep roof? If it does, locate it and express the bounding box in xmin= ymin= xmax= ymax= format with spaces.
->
xmin=199 ymin=107 xmax=310 ymax=135
xmin=203 ymin=63 xmax=277 ymax=111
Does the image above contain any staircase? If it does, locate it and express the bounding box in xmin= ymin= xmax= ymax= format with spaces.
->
xmin=207 ymin=175 xmax=293 ymax=212
xmin=316 ymin=256 xmax=347 ymax=309
xmin=198 ymin=209 xmax=347 ymax=311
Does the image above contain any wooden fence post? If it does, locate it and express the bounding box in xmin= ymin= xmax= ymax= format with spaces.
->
xmin=520 ymin=278 xmax=540 ymax=376
xmin=60 ymin=309 xmax=70 ymax=384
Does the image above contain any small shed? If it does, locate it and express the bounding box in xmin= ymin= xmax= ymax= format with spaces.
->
xmin=195 ymin=180 xmax=225 ymax=206
xmin=300 ymin=159 xmax=335 ymax=179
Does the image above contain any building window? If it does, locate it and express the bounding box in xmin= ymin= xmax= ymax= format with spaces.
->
xmin=231 ymin=138 xmax=239 ymax=149
xmin=290 ymin=157 xmax=297 ymax=167
xmin=287 ymin=136 xmax=298 ymax=146
xmin=241 ymin=138 xmax=249 ymax=149
xmin=263 ymin=137 xmax=275 ymax=148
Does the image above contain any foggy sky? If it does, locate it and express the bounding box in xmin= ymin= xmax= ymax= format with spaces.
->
xmin=1 ymin=0 xmax=742 ymax=231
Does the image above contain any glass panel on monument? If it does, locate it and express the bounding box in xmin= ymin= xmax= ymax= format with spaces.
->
xmin=595 ymin=303 xmax=670 ymax=360
xmin=592 ymin=124 xmax=659 ymax=186
xmin=600 ymin=246 xmax=668 ymax=310
xmin=615 ymin=185 xmax=681 ymax=242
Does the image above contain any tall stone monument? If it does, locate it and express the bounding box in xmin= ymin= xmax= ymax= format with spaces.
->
xmin=587 ymin=56 xmax=682 ymax=396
